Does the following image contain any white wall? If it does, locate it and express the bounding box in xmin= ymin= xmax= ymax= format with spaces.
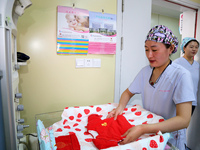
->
xmin=115 ymin=0 xmax=151 ymax=106
xmin=182 ymin=10 xmax=196 ymax=38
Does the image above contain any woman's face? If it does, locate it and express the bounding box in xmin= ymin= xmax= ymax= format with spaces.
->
xmin=184 ymin=41 xmax=199 ymax=57
xmin=145 ymin=40 xmax=173 ymax=68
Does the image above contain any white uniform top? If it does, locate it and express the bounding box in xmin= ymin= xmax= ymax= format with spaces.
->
xmin=173 ymin=57 xmax=199 ymax=106
xmin=128 ymin=62 xmax=195 ymax=149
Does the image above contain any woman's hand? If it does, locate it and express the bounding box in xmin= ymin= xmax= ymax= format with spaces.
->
xmin=107 ymin=88 xmax=134 ymax=120
xmin=119 ymin=102 xmax=192 ymax=145
xmin=120 ymin=125 xmax=145 ymax=145
xmin=107 ymin=105 xmax=124 ymax=120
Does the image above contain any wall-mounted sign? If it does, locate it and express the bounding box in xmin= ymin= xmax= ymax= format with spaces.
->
xmin=57 ymin=6 xmax=89 ymax=55
xmin=57 ymin=6 xmax=116 ymax=55
xmin=88 ymin=12 xmax=117 ymax=54
xmin=179 ymin=13 xmax=183 ymax=35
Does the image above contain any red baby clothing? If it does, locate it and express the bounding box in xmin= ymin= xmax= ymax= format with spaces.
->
xmin=55 ymin=133 xmax=80 ymax=150
xmin=86 ymin=114 xmax=132 ymax=149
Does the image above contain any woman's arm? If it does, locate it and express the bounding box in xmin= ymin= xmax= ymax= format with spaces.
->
xmin=120 ymin=101 xmax=192 ymax=144
xmin=107 ymin=88 xmax=134 ymax=120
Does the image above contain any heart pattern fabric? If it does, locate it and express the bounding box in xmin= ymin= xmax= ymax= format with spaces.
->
xmin=50 ymin=103 xmax=170 ymax=150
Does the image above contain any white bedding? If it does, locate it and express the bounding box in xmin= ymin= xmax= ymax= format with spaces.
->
xmin=50 ymin=103 xmax=170 ymax=150
xmin=36 ymin=103 xmax=171 ymax=149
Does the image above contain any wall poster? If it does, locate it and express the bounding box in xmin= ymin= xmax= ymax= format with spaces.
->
xmin=56 ymin=6 xmax=117 ymax=55
xmin=88 ymin=12 xmax=117 ymax=54
xmin=57 ymin=6 xmax=89 ymax=55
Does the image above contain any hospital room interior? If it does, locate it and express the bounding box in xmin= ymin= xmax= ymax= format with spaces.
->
xmin=1 ymin=0 xmax=200 ymax=150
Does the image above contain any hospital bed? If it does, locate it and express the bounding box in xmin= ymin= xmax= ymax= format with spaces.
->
xmin=36 ymin=103 xmax=178 ymax=150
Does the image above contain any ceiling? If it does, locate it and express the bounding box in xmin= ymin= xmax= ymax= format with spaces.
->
xmin=152 ymin=3 xmax=181 ymax=18
xmin=152 ymin=0 xmax=200 ymax=19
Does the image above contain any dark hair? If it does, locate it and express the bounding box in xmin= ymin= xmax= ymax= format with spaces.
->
xmin=184 ymin=39 xmax=199 ymax=48
xmin=165 ymin=44 xmax=171 ymax=49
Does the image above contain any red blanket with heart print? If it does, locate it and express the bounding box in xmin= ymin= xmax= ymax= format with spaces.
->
xmin=86 ymin=114 xmax=133 ymax=149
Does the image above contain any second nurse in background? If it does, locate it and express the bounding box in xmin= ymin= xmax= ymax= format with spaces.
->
xmin=174 ymin=37 xmax=199 ymax=114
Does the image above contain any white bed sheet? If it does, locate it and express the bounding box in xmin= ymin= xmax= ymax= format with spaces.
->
xmin=51 ymin=103 xmax=170 ymax=150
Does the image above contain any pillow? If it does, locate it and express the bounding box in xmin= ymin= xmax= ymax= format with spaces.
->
xmin=36 ymin=119 xmax=56 ymax=150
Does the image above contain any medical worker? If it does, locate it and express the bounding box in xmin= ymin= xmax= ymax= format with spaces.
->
xmin=107 ymin=25 xmax=195 ymax=149
xmin=174 ymin=37 xmax=199 ymax=115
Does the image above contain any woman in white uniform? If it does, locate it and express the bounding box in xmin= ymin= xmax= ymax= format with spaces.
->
xmin=174 ymin=37 xmax=199 ymax=115
xmin=107 ymin=25 xmax=195 ymax=149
